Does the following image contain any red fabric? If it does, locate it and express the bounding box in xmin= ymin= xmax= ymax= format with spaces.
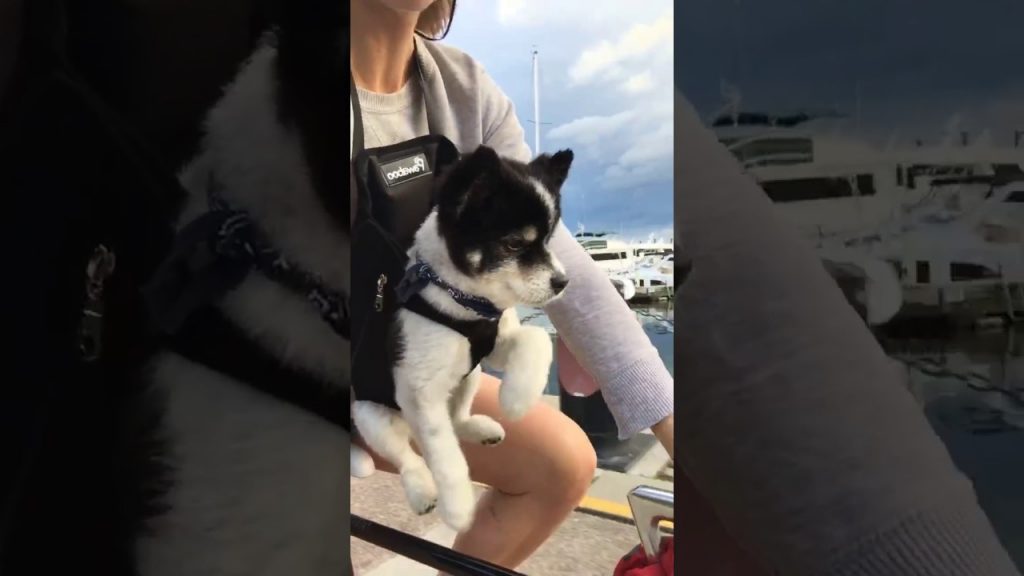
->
xmin=614 ymin=537 xmax=674 ymax=576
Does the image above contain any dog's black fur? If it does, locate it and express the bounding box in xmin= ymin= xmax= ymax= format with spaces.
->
xmin=436 ymin=146 xmax=574 ymax=277
xmin=272 ymin=1 xmax=350 ymax=233
xmin=117 ymin=4 xmax=351 ymax=573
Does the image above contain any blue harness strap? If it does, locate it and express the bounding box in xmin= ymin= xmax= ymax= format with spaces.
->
xmin=395 ymin=258 xmax=503 ymax=320
xmin=143 ymin=175 xmax=350 ymax=429
xmin=394 ymin=258 xmax=502 ymax=374
xmin=145 ymin=175 xmax=349 ymax=339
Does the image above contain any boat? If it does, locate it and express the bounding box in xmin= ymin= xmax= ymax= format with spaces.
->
xmin=631 ymin=236 xmax=675 ymax=268
xmin=708 ymin=92 xmax=1024 ymax=325
xmin=576 ymin=232 xmax=637 ymax=273
xmin=631 ymin=254 xmax=675 ymax=301
xmin=575 ymin=232 xmax=677 ymax=302
xmin=834 ymin=180 xmax=1024 ymax=324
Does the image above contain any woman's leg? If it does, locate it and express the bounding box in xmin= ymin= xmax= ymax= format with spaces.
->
xmin=359 ymin=373 xmax=597 ymax=569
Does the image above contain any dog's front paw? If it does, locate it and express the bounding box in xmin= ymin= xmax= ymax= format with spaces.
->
xmin=455 ymin=415 xmax=506 ymax=445
xmin=499 ymin=327 xmax=553 ymax=420
xmin=350 ymin=444 xmax=376 ymax=478
xmin=400 ymin=466 xmax=438 ymax=515
xmin=439 ymin=481 xmax=477 ymax=532
xmin=498 ymin=381 xmax=537 ymax=421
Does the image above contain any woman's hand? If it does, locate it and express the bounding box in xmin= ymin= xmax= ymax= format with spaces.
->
xmin=650 ymin=414 xmax=674 ymax=459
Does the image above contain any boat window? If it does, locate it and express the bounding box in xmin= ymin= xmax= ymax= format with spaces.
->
xmin=886 ymin=259 xmax=906 ymax=280
xmin=916 ymin=261 xmax=930 ymax=284
xmin=855 ymin=174 xmax=876 ymax=196
xmin=761 ymin=176 xmax=855 ymax=203
xmin=993 ymin=164 xmax=1024 ymax=184
xmin=1004 ymin=191 xmax=1024 ymax=203
xmin=993 ymin=164 xmax=1023 ymax=177
xmin=591 ymin=252 xmax=623 ymax=261
xmin=906 ymin=164 xmax=974 ymax=189
xmin=731 ymin=138 xmax=813 ymax=165
xmin=950 ymin=262 xmax=1000 ymax=281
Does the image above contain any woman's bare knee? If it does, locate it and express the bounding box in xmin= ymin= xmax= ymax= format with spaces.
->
xmin=551 ymin=423 xmax=598 ymax=504
xmin=517 ymin=412 xmax=596 ymax=506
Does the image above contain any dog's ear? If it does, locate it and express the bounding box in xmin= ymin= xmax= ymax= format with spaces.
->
xmin=530 ymin=149 xmax=574 ymax=193
xmin=463 ymin=145 xmax=502 ymax=175
xmin=438 ymin=146 xmax=502 ymax=217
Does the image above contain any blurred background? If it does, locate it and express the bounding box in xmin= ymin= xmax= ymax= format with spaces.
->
xmin=680 ymin=0 xmax=1024 ymax=570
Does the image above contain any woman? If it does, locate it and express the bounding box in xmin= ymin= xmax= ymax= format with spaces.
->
xmin=349 ymin=0 xmax=676 ymax=570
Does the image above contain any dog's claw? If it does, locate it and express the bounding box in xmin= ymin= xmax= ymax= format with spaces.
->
xmin=401 ymin=466 xmax=439 ymax=516
xmin=455 ymin=415 xmax=506 ymax=445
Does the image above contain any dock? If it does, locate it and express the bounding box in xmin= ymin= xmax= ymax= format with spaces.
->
xmin=351 ymin=395 xmax=673 ymax=576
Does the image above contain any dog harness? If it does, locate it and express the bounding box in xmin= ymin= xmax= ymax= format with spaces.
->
xmin=394 ymin=258 xmax=502 ymax=375
xmin=144 ymin=176 xmax=352 ymax=429
xmin=349 ymin=54 xmax=503 ymax=410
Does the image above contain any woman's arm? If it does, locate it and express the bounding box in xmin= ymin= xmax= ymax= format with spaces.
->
xmin=675 ymin=91 xmax=1018 ymax=576
xmin=544 ymin=224 xmax=675 ymax=440
xmin=480 ymin=75 xmax=674 ymax=441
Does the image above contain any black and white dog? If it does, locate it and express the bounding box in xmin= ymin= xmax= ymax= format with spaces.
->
xmin=129 ymin=9 xmax=352 ymax=575
xmin=353 ymin=144 xmax=575 ymax=531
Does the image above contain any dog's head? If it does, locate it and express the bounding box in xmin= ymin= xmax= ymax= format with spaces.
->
xmin=433 ymin=146 xmax=574 ymax=309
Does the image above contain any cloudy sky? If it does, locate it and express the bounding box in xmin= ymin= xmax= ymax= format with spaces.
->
xmin=444 ymin=0 xmax=674 ymax=240
xmin=678 ymin=0 xmax=1024 ymax=148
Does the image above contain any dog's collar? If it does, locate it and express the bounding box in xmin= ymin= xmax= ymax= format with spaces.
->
xmin=395 ymin=257 xmax=503 ymax=320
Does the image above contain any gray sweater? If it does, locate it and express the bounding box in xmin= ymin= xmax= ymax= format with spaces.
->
xmin=352 ymin=37 xmax=675 ymax=439
xmin=675 ymin=93 xmax=1019 ymax=575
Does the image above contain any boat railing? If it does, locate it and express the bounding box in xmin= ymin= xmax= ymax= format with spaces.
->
xmin=627 ymin=485 xmax=675 ymax=561
xmin=351 ymin=514 xmax=527 ymax=576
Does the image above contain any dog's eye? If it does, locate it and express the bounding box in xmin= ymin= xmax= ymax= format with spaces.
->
xmin=504 ymin=238 xmax=527 ymax=252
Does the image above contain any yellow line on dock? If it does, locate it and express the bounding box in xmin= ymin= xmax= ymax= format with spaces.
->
xmin=576 ymin=495 xmax=674 ymax=531
xmin=473 ymin=481 xmax=674 ymax=531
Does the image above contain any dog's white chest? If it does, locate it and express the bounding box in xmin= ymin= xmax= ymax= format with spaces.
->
xmin=396 ymin=311 xmax=475 ymax=386
xmin=136 ymin=353 xmax=348 ymax=576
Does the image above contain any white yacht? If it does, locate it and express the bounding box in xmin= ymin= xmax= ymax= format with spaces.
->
xmin=574 ymin=232 xmax=640 ymax=301
xmin=631 ymin=238 xmax=674 ymax=268
xmin=710 ymin=104 xmax=1024 ymax=325
xmin=576 ymin=232 xmax=638 ymax=274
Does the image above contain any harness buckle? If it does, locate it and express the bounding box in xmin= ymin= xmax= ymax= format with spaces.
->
xmin=374 ymin=274 xmax=387 ymax=312
xmin=78 ymin=244 xmax=117 ymax=361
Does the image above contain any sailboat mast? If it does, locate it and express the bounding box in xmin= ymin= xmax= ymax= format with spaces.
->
xmin=532 ymin=47 xmax=541 ymax=155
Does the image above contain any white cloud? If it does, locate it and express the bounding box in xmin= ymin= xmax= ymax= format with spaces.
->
xmin=457 ymin=0 xmax=675 ymax=223
xmin=568 ymin=15 xmax=673 ymax=87
xmin=496 ymin=0 xmax=668 ymax=30
xmin=496 ymin=0 xmax=527 ymax=25
xmin=623 ymin=72 xmax=656 ymax=95
xmin=547 ymin=110 xmax=637 ymax=145
xmin=549 ymin=99 xmax=673 ymax=190
xmin=528 ymin=6 xmax=674 ymax=191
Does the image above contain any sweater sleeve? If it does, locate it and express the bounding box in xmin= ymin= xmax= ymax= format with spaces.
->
xmin=480 ymin=74 xmax=675 ymax=439
xmin=675 ymin=90 xmax=1019 ymax=576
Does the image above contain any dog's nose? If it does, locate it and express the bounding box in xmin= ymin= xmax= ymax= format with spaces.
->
xmin=550 ymin=273 xmax=569 ymax=295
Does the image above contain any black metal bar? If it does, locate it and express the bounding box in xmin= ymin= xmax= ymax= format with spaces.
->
xmin=351 ymin=515 xmax=527 ymax=576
